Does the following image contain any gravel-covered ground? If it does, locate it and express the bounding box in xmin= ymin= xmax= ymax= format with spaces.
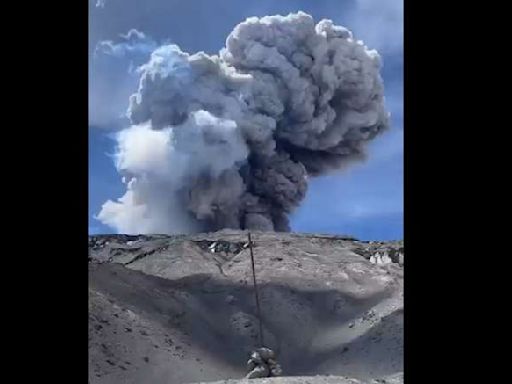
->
xmin=88 ymin=230 xmax=403 ymax=384
xmin=191 ymin=373 xmax=404 ymax=384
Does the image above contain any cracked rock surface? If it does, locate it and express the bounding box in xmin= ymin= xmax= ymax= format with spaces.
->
xmin=89 ymin=230 xmax=403 ymax=384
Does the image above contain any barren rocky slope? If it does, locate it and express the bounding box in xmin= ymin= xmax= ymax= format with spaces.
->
xmin=88 ymin=230 xmax=403 ymax=384
xmin=195 ymin=373 xmax=404 ymax=384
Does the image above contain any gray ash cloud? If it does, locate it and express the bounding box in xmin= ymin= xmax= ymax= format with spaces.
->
xmin=97 ymin=12 xmax=389 ymax=234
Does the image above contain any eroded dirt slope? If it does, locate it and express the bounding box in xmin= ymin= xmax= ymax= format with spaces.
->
xmin=88 ymin=230 xmax=403 ymax=384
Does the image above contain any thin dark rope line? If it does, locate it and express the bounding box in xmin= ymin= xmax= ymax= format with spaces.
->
xmin=248 ymin=232 xmax=264 ymax=347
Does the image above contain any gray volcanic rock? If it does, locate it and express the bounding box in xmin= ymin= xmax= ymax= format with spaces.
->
xmin=89 ymin=230 xmax=403 ymax=384
xmin=193 ymin=373 xmax=404 ymax=384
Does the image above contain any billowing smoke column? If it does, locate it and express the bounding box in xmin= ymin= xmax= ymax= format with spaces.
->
xmin=98 ymin=12 xmax=389 ymax=234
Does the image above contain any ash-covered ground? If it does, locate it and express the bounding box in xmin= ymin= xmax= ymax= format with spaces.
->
xmin=88 ymin=230 xmax=403 ymax=384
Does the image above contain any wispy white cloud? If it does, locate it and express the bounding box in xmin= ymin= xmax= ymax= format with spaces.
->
xmin=90 ymin=29 xmax=161 ymax=129
xmin=94 ymin=29 xmax=159 ymax=59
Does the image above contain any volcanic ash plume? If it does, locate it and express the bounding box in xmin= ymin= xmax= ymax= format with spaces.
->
xmin=97 ymin=12 xmax=390 ymax=234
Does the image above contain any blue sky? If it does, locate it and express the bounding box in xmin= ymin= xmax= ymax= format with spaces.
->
xmin=88 ymin=0 xmax=403 ymax=240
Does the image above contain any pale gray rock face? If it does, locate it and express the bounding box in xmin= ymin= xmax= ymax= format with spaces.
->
xmin=89 ymin=231 xmax=403 ymax=384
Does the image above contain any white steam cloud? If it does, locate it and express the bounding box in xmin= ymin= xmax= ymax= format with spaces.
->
xmin=97 ymin=12 xmax=390 ymax=234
